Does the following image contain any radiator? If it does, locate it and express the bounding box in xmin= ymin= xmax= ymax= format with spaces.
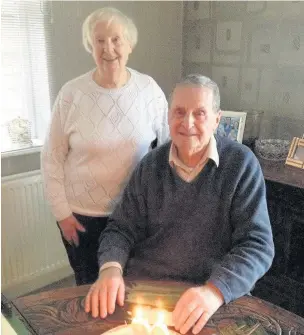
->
xmin=1 ymin=170 xmax=72 ymax=298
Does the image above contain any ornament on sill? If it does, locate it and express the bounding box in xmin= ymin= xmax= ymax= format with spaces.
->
xmin=7 ymin=117 xmax=33 ymax=147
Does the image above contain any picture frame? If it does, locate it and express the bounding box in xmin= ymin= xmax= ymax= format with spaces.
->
xmin=215 ymin=111 xmax=247 ymax=143
xmin=285 ymin=137 xmax=304 ymax=169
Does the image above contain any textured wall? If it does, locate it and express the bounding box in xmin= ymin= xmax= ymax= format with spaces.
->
xmin=47 ymin=1 xmax=183 ymax=101
xmin=183 ymin=1 xmax=304 ymax=139
xmin=2 ymin=1 xmax=183 ymax=177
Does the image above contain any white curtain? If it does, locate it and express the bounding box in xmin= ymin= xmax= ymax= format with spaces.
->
xmin=1 ymin=0 xmax=52 ymax=152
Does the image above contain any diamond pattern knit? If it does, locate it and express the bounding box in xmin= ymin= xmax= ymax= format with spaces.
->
xmin=41 ymin=68 xmax=169 ymax=221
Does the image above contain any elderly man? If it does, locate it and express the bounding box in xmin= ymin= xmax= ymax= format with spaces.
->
xmin=85 ymin=74 xmax=274 ymax=334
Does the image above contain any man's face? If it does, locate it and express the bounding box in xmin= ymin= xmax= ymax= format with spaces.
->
xmin=169 ymin=85 xmax=221 ymax=154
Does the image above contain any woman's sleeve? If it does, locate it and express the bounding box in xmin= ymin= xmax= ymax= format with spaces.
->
xmin=150 ymin=81 xmax=170 ymax=146
xmin=41 ymin=89 xmax=71 ymax=221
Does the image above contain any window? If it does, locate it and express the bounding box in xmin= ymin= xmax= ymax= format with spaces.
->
xmin=1 ymin=0 xmax=52 ymax=153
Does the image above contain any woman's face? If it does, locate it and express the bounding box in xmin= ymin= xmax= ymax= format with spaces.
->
xmin=91 ymin=20 xmax=132 ymax=75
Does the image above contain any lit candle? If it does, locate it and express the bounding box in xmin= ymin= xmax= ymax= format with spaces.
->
xmin=131 ymin=307 xmax=151 ymax=335
xmin=150 ymin=311 xmax=170 ymax=335
xmin=149 ymin=309 xmax=173 ymax=327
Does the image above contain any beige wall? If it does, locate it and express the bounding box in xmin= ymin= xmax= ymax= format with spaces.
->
xmin=183 ymin=1 xmax=304 ymax=140
xmin=2 ymin=1 xmax=183 ymax=177
xmin=48 ymin=1 xmax=183 ymax=99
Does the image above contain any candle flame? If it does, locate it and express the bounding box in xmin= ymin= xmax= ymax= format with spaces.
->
xmin=136 ymin=296 xmax=144 ymax=305
xmin=134 ymin=306 xmax=144 ymax=319
xmin=155 ymin=299 xmax=163 ymax=309
xmin=156 ymin=311 xmax=165 ymax=325
xmin=131 ymin=305 xmax=169 ymax=335
xmin=131 ymin=307 xmax=150 ymax=335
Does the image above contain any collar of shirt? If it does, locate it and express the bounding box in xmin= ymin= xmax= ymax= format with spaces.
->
xmin=169 ymin=135 xmax=219 ymax=174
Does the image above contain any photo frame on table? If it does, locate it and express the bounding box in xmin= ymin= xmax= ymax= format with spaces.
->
xmin=285 ymin=137 xmax=304 ymax=169
xmin=215 ymin=111 xmax=247 ymax=143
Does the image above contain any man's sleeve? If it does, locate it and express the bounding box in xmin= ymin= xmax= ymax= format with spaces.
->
xmin=97 ymin=163 xmax=148 ymax=270
xmin=208 ymin=151 xmax=275 ymax=303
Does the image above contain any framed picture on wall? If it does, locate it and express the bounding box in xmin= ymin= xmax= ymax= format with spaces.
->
xmin=215 ymin=111 xmax=247 ymax=143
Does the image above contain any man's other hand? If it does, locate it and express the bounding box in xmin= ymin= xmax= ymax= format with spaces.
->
xmin=173 ymin=283 xmax=224 ymax=334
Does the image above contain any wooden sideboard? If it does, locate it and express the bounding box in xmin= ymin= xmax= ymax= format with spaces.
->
xmin=253 ymin=159 xmax=304 ymax=317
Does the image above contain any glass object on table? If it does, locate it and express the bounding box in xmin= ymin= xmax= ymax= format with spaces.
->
xmin=242 ymin=110 xmax=264 ymax=150
xmin=254 ymin=139 xmax=291 ymax=161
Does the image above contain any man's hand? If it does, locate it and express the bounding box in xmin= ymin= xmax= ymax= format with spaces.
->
xmin=173 ymin=283 xmax=224 ymax=334
xmin=58 ymin=215 xmax=85 ymax=246
xmin=85 ymin=267 xmax=125 ymax=318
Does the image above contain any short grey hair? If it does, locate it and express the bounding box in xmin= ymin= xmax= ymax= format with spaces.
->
xmin=171 ymin=74 xmax=221 ymax=113
xmin=82 ymin=7 xmax=138 ymax=53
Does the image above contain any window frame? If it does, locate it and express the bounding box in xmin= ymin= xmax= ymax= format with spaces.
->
xmin=1 ymin=0 xmax=52 ymax=155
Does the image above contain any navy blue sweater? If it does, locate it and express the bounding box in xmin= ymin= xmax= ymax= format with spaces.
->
xmin=98 ymin=136 xmax=274 ymax=303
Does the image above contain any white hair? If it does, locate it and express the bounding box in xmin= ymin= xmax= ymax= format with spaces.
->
xmin=82 ymin=7 xmax=138 ymax=53
xmin=171 ymin=74 xmax=221 ymax=113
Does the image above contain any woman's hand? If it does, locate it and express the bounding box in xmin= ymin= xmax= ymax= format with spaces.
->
xmin=173 ymin=283 xmax=224 ymax=334
xmin=85 ymin=267 xmax=125 ymax=318
xmin=58 ymin=215 xmax=85 ymax=246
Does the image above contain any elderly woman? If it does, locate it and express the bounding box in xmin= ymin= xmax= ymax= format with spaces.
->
xmin=41 ymin=7 xmax=169 ymax=286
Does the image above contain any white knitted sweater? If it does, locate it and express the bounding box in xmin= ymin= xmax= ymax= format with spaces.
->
xmin=41 ymin=68 xmax=169 ymax=221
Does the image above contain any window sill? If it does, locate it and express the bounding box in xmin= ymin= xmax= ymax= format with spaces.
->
xmin=1 ymin=143 xmax=42 ymax=159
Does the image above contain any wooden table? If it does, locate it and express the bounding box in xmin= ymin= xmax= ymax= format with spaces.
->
xmin=258 ymin=158 xmax=304 ymax=189
xmin=11 ymin=279 xmax=304 ymax=335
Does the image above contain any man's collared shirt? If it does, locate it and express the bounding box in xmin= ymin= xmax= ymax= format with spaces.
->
xmin=169 ymin=135 xmax=219 ymax=182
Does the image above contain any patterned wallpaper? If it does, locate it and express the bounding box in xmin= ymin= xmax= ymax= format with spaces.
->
xmin=182 ymin=1 xmax=304 ymax=140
